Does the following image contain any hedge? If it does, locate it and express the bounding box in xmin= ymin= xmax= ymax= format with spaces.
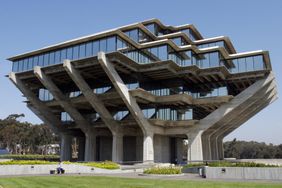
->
xmin=0 ymin=155 xmax=59 ymax=161
xmin=82 ymin=161 xmax=120 ymax=169
xmin=184 ymin=161 xmax=280 ymax=168
xmin=143 ymin=166 xmax=182 ymax=174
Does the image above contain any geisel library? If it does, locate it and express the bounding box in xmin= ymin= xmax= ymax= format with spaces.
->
xmin=7 ymin=19 xmax=277 ymax=164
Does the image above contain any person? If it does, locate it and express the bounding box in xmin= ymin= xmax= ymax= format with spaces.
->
xmin=57 ymin=161 xmax=65 ymax=174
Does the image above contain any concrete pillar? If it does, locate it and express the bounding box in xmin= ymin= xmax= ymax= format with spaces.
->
xmin=60 ymin=134 xmax=72 ymax=161
xmin=77 ymin=137 xmax=85 ymax=161
xmin=143 ymin=133 xmax=154 ymax=163
xmin=201 ymin=134 xmax=212 ymax=160
xmin=187 ymin=131 xmax=203 ymax=162
xmin=84 ymin=133 xmax=96 ymax=161
xmin=176 ymin=138 xmax=184 ymax=164
xmin=217 ymin=137 xmax=224 ymax=160
xmin=112 ymin=133 xmax=123 ymax=163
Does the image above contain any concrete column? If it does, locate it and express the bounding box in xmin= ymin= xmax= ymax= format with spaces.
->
xmin=176 ymin=138 xmax=184 ymax=164
xmin=112 ymin=133 xmax=123 ymax=163
xmin=201 ymin=134 xmax=211 ymax=160
xmin=60 ymin=134 xmax=72 ymax=161
xmin=84 ymin=133 xmax=96 ymax=161
xmin=143 ymin=133 xmax=154 ymax=163
xmin=217 ymin=137 xmax=224 ymax=160
xmin=77 ymin=137 xmax=85 ymax=161
xmin=187 ymin=131 xmax=203 ymax=162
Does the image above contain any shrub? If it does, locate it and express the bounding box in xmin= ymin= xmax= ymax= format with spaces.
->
xmin=0 ymin=155 xmax=59 ymax=161
xmin=82 ymin=161 xmax=120 ymax=169
xmin=183 ymin=161 xmax=280 ymax=168
xmin=0 ymin=160 xmax=57 ymax=165
xmin=143 ymin=166 xmax=182 ymax=175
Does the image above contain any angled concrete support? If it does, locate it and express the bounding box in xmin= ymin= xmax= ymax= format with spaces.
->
xmin=60 ymin=134 xmax=72 ymax=161
xmin=187 ymin=131 xmax=203 ymax=162
xmin=9 ymin=72 xmax=61 ymax=134
xmin=98 ymin=52 xmax=154 ymax=163
xmin=64 ymin=59 xmax=125 ymax=162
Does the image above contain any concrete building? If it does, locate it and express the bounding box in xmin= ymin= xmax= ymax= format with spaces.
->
xmin=7 ymin=19 xmax=277 ymax=163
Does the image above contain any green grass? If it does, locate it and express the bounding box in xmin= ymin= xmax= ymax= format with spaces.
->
xmin=0 ymin=155 xmax=59 ymax=161
xmin=0 ymin=176 xmax=281 ymax=188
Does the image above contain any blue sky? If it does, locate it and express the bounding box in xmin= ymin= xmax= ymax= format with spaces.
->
xmin=0 ymin=0 xmax=281 ymax=144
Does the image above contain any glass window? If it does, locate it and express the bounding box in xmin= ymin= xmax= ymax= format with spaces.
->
xmin=145 ymin=24 xmax=155 ymax=35
xmin=92 ymin=41 xmax=99 ymax=55
xmin=33 ymin=55 xmax=39 ymax=67
xmin=66 ymin=47 xmax=73 ymax=60
xmin=54 ymin=50 xmax=61 ymax=64
xmin=106 ymin=36 xmax=116 ymax=52
xmin=72 ymin=45 xmax=79 ymax=60
xmin=43 ymin=53 xmax=49 ymax=66
xmin=209 ymin=52 xmax=219 ymax=67
xmin=238 ymin=58 xmax=246 ymax=72
xmin=100 ymin=38 xmax=107 ymax=52
xmin=61 ymin=49 xmax=67 ymax=61
xmin=23 ymin=58 xmax=28 ymax=71
xmin=172 ymin=37 xmax=182 ymax=46
xmin=12 ymin=61 xmax=18 ymax=72
xmin=28 ymin=57 xmax=33 ymax=70
xmin=158 ymin=45 xmax=167 ymax=60
xmin=253 ymin=55 xmax=264 ymax=70
xmin=246 ymin=56 xmax=254 ymax=72
xmin=79 ymin=44 xmax=86 ymax=58
xmin=49 ymin=52 xmax=55 ymax=65
xmin=85 ymin=42 xmax=92 ymax=57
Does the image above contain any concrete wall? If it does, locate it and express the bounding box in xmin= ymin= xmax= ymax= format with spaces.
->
xmin=205 ymin=167 xmax=282 ymax=180
xmin=154 ymin=135 xmax=170 ymax=163
xmin=123 ymin=136 xmax=136 ymax=162
xmin=98 ymin=136 xmax=112 ymax=161
xmin=0 ymin=164 xmax=121 ymax=176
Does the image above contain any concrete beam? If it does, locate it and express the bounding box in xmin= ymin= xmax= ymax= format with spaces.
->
xmin=9 ymin=72 xmax=62 ymax=134
xmin=33 ymin=66 xmax=92 ymax=133
xmin=98 ymin=52 xmax=154 ymax=163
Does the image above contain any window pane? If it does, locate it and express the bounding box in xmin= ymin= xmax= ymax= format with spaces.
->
xmin=23 ymin=58 xmax=28 ymax=71
xmin=43 ymin=53 xmax=49 ymax=66
xmin=246 ymin=56 xmax=254 ymax=72
xmin=49 ymin=52 xmax=55 ymax=65
xmin=54 ymin=50 xmax=61 ymax=64
xmin=100 ymin=39 xmax=106 ymax=52
xmin=253 ymin=55 xmax=264 ymax=70
xmin=79 ymin=44 xmax=86 ymax=58
xmin=73 ymin=45 xmax=79 ymax=60
xmin=12 ymin=61 xmax=18 ymax=72
xmin=86 ymin=42 xmax=92 ymax=57
xmin=38 ymin=55 xmax=44 ymax=67
xmin=61 ymin=49 xmax=67 ymax=60
xmin=66 ymin=47 xmax=73 ymax=59
xmin=28 ymin=57 xmax=33 ymax=70
xmin=209 ymin=52 xmax=219 ymax=67
xmin=106 ymin=36 xmax=116 ymax=52
xmin=238 ymin=58 xmax=246 ymax=72
xmin=33 ymin=56 xmax=39 ymax=67
xmin=158 ymin=45 xmax=167 ymax=60
xmin=92 ymin=41 xmax=99 ymax=56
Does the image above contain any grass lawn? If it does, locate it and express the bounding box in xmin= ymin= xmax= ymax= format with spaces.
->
xmin=0 ymin=176 xmax=281 ymax=188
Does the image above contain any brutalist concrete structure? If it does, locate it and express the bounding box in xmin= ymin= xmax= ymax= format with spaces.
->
xmin=7 ymin=19 xmax=277 ymax=163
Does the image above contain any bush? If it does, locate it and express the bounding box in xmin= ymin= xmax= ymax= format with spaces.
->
xmin=0 ymin=155 xmax=59 ymax=161
xmin=143 ymin=166 xmax=182 ymax=175
xmin=82 ymin=161 xmax=120 ymax=169
xmin=183 ymin=161 xmax=280 ymax=168
xmin=0 ymin=160 xmax=57 ymax=165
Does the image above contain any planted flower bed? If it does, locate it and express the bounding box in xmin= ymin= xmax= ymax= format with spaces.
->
xmin=143 ymin=166 xmax=182 ymax=175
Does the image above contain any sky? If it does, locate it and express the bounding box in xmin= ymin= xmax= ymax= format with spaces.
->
xmin=0 ymin=0 xmax=281 ymax=144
